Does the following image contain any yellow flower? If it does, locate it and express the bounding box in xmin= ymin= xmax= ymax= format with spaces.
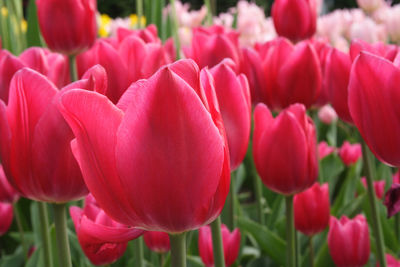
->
xmin=98 ymin=14 xmax=111 ymax=37
xmin=1 ymin=7 xmax=8 ymax=17
xmin=130 ymin=14 xmax=146 ymax=27
xmin=21 ymin=19 xmax=27 ymax=33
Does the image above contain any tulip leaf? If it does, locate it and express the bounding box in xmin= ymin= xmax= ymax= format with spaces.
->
xmin=246 ymin=256 xmax=276 ymax=267
xmin=26 ymin=0 xmax=43 ymax=47
xmin=187 ymin=255 xmax=204 ymax=267
xmin=320 ymin=153 xmax=344 ymax=184
xmin=237 ymin=217 xmax=286 ymax=266
xmin=314 ymin=242 xmax=335 ymax=267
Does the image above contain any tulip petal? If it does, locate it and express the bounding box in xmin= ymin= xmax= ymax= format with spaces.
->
xmin=115 ymin=65 xmax=224 ymax=232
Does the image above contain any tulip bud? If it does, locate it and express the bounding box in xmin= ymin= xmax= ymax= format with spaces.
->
xmin=59 ymin=59 xmax=230 ymax=233
xmin=198 ymin=224 xmax=241 ymax=267
xmin=361 ymin=177 xmax=385 ymax=199
xmin=318 ymin=141 xmax=335 ymax=160
xmin=318 ymin=105 xmax=338 ymax=124
xmin=272 ymin=0 xmax=317 ymax=42
xmin=70 ymin=195 xmax=143 ymax=266
xmin=294 ymin=183 xmax=330 ymax=236
xmin=348 ymin=52 xmax=400 ymax=166
xmin=253 ymin=103 xmax=318 ymax=195
xmin=338 ymin=141 xmax=362 ymax=166
xmin=328 ymin=215 xmax=370 ymax=267
xmin=357 ymin=0 xmax=385 ymax=14
xmin=143 ymin=231 xmax=170 ymax=253
xmin=36 ymin=0 xmax=97 ymax=55
xmin=210 ymin=60 xmax=251 ymax=170
xmin=0 ymin=202 xmax=13 ymax=236
xmin=0 ymin=165 xmax=19 ymax=203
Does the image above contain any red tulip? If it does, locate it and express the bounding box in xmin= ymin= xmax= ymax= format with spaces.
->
xmin=350 ymin=39 xmax=398 ymax=62
xmin=253 ymin=103 xmax=318 ymax=195
xmin=0 ymin=202 xmax=13 ymax=236
xmin=0 ymin=165 xmax=19 ymax=203
xmin=210 ymin=60 xmax=251 ymax=170
xmin=393 ymin=171 xmax=400 ymax=184
xmin=312 ymin=39 xmax=331 ymax=106
xmin=58 ymin=59 xmax=230 ymax=233
xmin=348 ymin=52 xmax=400 ymax=166
xmin=70 ymin=194 xmax=143 ymax=266
xmin=198 ymin=224 xmax=241 ymax=267
xmin=294 ymin=183 xmax=330 ymax=236
xmin=328 ymin=215 xmax=370 ymax=267
xmin=325 ymin=48 xmax=353 ymax=123
xmin=338 ymin=141 xmax=362 ymax=166
xmin=318 ymin=141 xmax=335 ymax=160
xmin=271 ymin=0 xmax=317 ymax=42
xmin=361 ymin=177 xmax=385 ymax=199
xmin=0 ymin=47 xmax=69 ymax=103
xmin=0 ymin=66 xmax=107 ymax=202
xmin=143 ymin=231 xmax=170 ymax=253
xmin=184 ymin=25 xmax=241 ymax=71
xmin=36 ymin=0 xmax=97 ymax=55
xmin=240 ymin=47 xmax=267 ymax=104
xmin=117 ymin=25 xmax=160 ymax=44
xmin=378 ymin=254 xmax=400 ymax=267
xmin=256 ymin=38 xmax=321 ymax=110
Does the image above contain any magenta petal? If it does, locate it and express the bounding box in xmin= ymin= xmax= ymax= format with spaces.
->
xmin=384 ymin=183 xmax=400 ymax=218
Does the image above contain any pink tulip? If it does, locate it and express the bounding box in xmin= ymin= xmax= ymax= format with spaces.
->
xmin=0 ymin=165 xmax=19 ymax=203
xmin=0 ymin=202 xmax=13 ymax=236
xmin=36 ymin=0 xmax=97 ymax=55
xmin=377 ymin=254 xmax=400 ymax=267
xmin=361 ymin=177 xmax=385 ymax=199
xmin=253 ymin=103 xmax=318 ymax=195
xmin=210 ymin=60 xmax=251 ymax=170
xmin=318 ymin=105 xmax=338 ymax=124
xmin=318 ymin=141 xmax=335 ymax=160
xmin=58 ymin=59 xmax=230 ymax=233
xmin=70 ymin=194 xmax=143 ymax=266
xmin=198 ymin=224 xmax=241 ymax=267
xmin=338 ymin=141 xmax=362 ymax=166
xmin=143 ymin=231 xmax=170 ymax=253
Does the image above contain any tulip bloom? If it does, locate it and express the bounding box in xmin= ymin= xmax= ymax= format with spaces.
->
xmin=338 ymin=141 xmax=362 ymax=166
xmin=184 ymin=25 xmax=241 ymax=71
xmin=210 ymin=60 xmax=251 ymax=170
xmin=328 ymin=215 xmax=370 ymax=267
xmin=361 ymin=177 xmax=385 ymax=199
xmin=271 ymin=0 xmax=317 ymax=42
xmin=0 ymin=165 xmax=18 ymax=203
xmin=318 ymin=141 xmax=335 ymax=160
xmin=348 ymin=52 xmax=400 ymax=166
xmin=70 ymin=195 xmax=143 ymax=266
xmin=318 ymin=105 xmax=337 ymax=124
xmin=0 ymin=47 xmax=69 ymax=103
xmin=256 ymin=38 xmax=321 ymax=110
xmin=0 ymin=66 xmax=106 ymax=202
xmin=198 ymin=224 xmax=241 ymax=267
xmin=59 ymin=59 xmax=230 ymax=233
xmin=294 ymin=183 xmax=330 ymax=236
xmin=36 ymin=0 xmax=97 ymax=55
xmin=0 ymin=202 xmax=13 ymax=236
xmin=143 ymin=231 xmax=170 ymax=253
xmin=253 ymin=103 xmax=318 ymax=195
xmin=378 ymin=254 xmax=400 ymax=267
xmin=384 ymin=183 xmax=400 ymax=217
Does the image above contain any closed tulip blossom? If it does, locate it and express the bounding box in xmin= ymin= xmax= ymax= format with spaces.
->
xmin=338 ymin=141 xmax=362 ymax=166
xmin=348 ymin=52 xmax=400 ymax=166
xmin=361 ymin=177 xmax=385 ymax=199
xmin=0 ymin=65 xmax=107 ymax=202
xmin=36 ymin=0 xmax=97 ymax=55
xmin=318 ymin=141 xmax=335 ymax=160
xmin=255 ymin=38 xmax=322 ymax=110
xmin=70 ymin=194 xmax=144 ymax=266
xmin=143 ymin=231 xmax=170 ymax=253
xmin=253 ymin=103 xmax=318 ymax=195
xmin=210 ymin=60 xmax=251 ymax=170
xmin=318 ymin=105 xmax=338 ymax=124
xmin=294 ymin=183 xmax=330 ymax=236
xmin=58 ymin=59 xmax=230 ymax=233
xmin=0 ymin=202 xmax=13 ymax=236
xmin=198 ymin=224 xmax=241 ymax=267
xmin=328 ymin=215 xmax=370 ymax=267
xmin=272 ymin=0 xmax=317 ymax=42
xmin=0 ymin=165 xmax=18 ymax=203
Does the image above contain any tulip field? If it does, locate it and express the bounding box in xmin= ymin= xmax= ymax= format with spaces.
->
xmin=2 ymin=0 xmax=400 ymax=266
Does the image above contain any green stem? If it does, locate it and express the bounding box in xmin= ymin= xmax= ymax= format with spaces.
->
xmin=38 ymin=202 xmax=53 ymax=267
xmin=395 ymin=213 xmax=400 ymax=242
xmin=53 ymin=203 xmax=72 ymax=267
xmin=361 ymin=140 xmax=387 ymax=267
xmin=133 ymin=237 xmax=144 ymax=267
xmin=68 ymin=55 xmax=78 ymax=82
xmin=224 ymin=171 xmax=236 ymax=230
xmin=168 ymin=0 xmax=181 ymax=60
xmin=309 ymin=236 xmax=315 ymax=267
xmin=169 ymin=232 xmax=187 ymax=267
xmin=136 ymin=0 xmax=143 ymax=28
xmin=285 ymin=195 xmax=296 ymax=267
xmin=204 ymin=0 xmax=213 ymax=25
xmin=210 ymin=217 xmax=226 ymax=267
xmin=254 ymin=175 xmax=265 ymax=225
xmin=12 ymin=202 xmax=28 ymax=259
